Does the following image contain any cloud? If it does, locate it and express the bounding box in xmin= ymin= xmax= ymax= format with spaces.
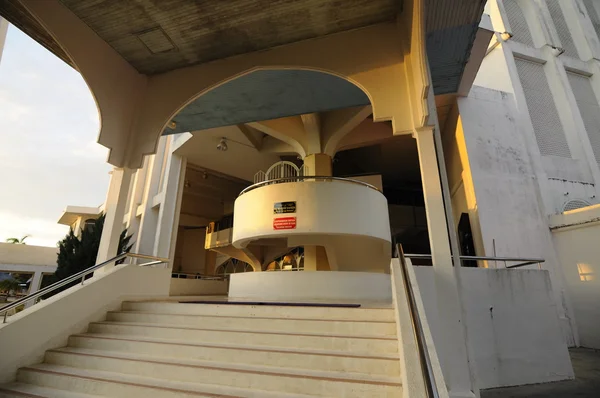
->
xmin=0 ymin=25 xmax=111 ymax=247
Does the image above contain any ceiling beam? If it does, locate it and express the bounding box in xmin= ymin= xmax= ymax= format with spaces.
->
xmin=248 ymin=116 xmax=306 ymax=157
xmin=321 ymin=106 xmax=372 ymax=155
xmin=235 ymin=124 xmax=264 ymax=151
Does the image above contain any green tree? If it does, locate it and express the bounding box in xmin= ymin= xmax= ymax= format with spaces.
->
xmin=0 ymin=278 xmax=21 ymax=294
xmin=44 ymin=214 xmax=133 ymax=296
xmin=5 ymin=235 xmax=29 ymax=244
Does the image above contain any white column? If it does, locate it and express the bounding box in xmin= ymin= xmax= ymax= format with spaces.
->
xmin=153 ymin=152 xmax=186 ymax=264
xmin=415 ymin=128 xmax=476 ymax=398
xmin=25 ymin=271 xmax=43 ymax=309
xmin=135 ymin=137 xmax=169 ymax=256
xmin=0 ymin=17 xmax=8 ymax=65
xmin=97 ymin=167 xmax=134 ymax=270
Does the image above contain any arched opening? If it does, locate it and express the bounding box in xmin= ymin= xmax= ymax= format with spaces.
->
xmin=170 ymin=68 xmax=430 ymax=273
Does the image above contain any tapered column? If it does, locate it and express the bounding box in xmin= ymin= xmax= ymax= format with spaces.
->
xmin=24 ymin=271 xmax=43 ymax=308
xmin=415 ymin=128 xmax=476 ymax=398
xmin=97 ymin=167 xmax=134 ymax=270
xmin=153 ymin=153 xmax=186 ymax=264
xmin=302 ymin=153 xmax=332 ymax=271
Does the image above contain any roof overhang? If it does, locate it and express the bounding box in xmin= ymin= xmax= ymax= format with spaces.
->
xmin=57 ymin=205 xmax=102 ymax=226
xmin=1 ymin=0 xmax=485 ymax=95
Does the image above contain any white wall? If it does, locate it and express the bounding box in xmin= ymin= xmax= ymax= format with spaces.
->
xmin=233 ymin=179 xmax=391 ymax=271
xmin=0 ymin=243 xmax=57 ymax=267
xmin=414 ymin=266 xmax=573 ymax=389
xmin=456 ymin=86 xmax=576 ymax=344
xmin=0 ymin=264 xmax=170 ymax=383
xmin=472 ymin=40 xmax=514 ymax=94
xmin=550 ymin=205 xmax=600 ymax=349
xmin=229 ymin=271 xmax=392 ymax=302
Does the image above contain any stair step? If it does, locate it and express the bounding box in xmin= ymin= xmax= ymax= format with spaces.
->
xmin=106 ymin=311 xmax=397 ymax=336
xmin=121 ymin=301 xmax=394 ymax=321
xmin=42 ymin=349 xmax=402 ymax=397
xmin=87 ymin=321 xmax=398 ymax=354
xmin=17 ymin=364 xmax=316 ymax=398
xmin=69 ymin=333 xmax=401 ymax=376
xmin=0 ymin=382 xmax=102 ymax=398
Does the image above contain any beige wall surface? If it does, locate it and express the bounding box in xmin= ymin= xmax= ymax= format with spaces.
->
xmin=169 ymin=278 xmax=228 ymax=296
xmin=551 ymin=205 xmax=600 ymax=349
xmin=0 ymin=243 xmax=57 ymax=266
xmin=180 ymin=229 xmax=208 ymax=274
xmin=415 ymin=267 xmax=573 ymax=389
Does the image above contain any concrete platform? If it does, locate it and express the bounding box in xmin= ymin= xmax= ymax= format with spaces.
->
xmin=481 ymin=348 xmax=600 ymax=398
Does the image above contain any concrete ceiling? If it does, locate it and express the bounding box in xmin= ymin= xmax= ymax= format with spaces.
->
xmin=58 ymin=0 xmax=403 ymax=75
xmin=174 ymin=125 xmax=280 ymax=182
xmin=1 ymin=0 xmax=484 ymax=94
xmin=167 ymin=70 xmax=370 ymax=135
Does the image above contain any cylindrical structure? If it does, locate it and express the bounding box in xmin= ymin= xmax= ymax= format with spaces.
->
xmin=233 ymin=179 xmax=392 ymax=272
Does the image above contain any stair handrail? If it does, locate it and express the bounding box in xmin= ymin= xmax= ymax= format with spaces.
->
xmin=0 ymin=252 xmax=169 ymax=323
xmin=397 ymin=244 xmax=439 ymax=398
xmin=404 ymin=253 xmax=544 ymax=269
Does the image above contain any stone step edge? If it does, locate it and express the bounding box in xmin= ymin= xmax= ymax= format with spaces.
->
xmin=71 ymin=333 xmax=401 ymax=360
xmin=18 ymin=364 xmax=345 ymax=398
xmin=123 ymin=301 xmax=394 ymax=311
xmin=0 ymin=384 xmax=46 ymax=398
xmin=90 ymin=321 xmax=397 ymax=341
xmin=0 ymin=382 xmax=102 ymax=398
xmin=47 ymin=347 xmax=403 ymax=386
xmin=19 ymin=366 xmax=240 ymax=398
xmin=108 ymin=311 xmax=396 ymax=324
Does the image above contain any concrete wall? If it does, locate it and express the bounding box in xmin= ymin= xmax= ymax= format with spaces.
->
xmin=180 ymin=229 xmax=207 ymax=274
xmin=169 ymin=278 xmax=228 ymax=296
xmin=233 ymin=179 xmax=391 ymax=272
xmin=414 ymin=266 xmax=573 ymax=389
xmin=550 ymin=205 xmax=600 ymax=349
xmin=0 ymin=243 xmax=57 ymax=267
xmin=454 ymin=86 xmax=576 ymax=344
xmin=229 ymin=271 xmax=392 ymax=302
xmin=0 ymin=264 xmax=171 ymax=383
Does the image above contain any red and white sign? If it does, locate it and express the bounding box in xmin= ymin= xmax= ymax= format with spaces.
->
xmin=273 ymin=217 xmax=296 ymax=230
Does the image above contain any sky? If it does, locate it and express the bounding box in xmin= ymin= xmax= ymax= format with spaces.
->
xmin=0 ymin=24 xmax=112 ymax=247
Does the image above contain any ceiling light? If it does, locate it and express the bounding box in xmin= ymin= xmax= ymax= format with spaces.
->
xmin=217 ymin=137 xmax=228 ymax=152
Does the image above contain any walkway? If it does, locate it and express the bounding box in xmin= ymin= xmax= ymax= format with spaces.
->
xmin=482 ymin=348 xmax=600 ymax=398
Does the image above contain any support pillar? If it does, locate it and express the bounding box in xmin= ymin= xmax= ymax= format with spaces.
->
xmin=153 ymin=153 xmax=186 ymax=264
xmin=25 ymin=271 xmax=43 ymax=309
xmin=135 ymin=137 xmax=169 ymax=257
xmin=415 ymin=128 xmax=476 ymax=398
xmin=97 ymin=167 xmax=134 ymax=270
xmin=303 ymin=153 xmax=332 ymax=176
xmin=302 ymin=153 xmax=332 ymax=271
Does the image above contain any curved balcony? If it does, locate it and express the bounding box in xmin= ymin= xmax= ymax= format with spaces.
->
xmin=232 ymin=176 xmax=392 ymax=272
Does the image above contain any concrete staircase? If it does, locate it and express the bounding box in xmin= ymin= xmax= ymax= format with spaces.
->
xmin=0 ymin=301 xmax=403 ymax=397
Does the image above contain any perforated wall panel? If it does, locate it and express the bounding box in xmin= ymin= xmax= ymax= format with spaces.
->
xmin=515 ymin=58 xmax=571 ymax=158
xmin=583 ymin=0 xmax=600 ymax=40
xmin=563 ymin=199 xmax=591 ymax=212
xmin=567 ymin=71 xmax=600 ymax=164
xmin=547 ymin=1 xmax=578 ymax=58
xmin=504 ymin=0 xmax=534 ymax=46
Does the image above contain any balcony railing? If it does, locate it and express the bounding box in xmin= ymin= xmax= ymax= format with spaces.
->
xmin=239 ymin=175 xmax=381 ymax=196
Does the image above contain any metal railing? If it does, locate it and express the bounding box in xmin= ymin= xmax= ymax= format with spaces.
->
xmin=397 ymin=245 xmax=439 ymax=398
xmin=171 ymin=272 xmax=227 ymax=281
xmin=403 ymin=253 xmax=545 ymax=269
xmin=0 ymin=252 xmax=169 ymax=323
xmin=239 ymin=176 xmax=381 ymax=196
